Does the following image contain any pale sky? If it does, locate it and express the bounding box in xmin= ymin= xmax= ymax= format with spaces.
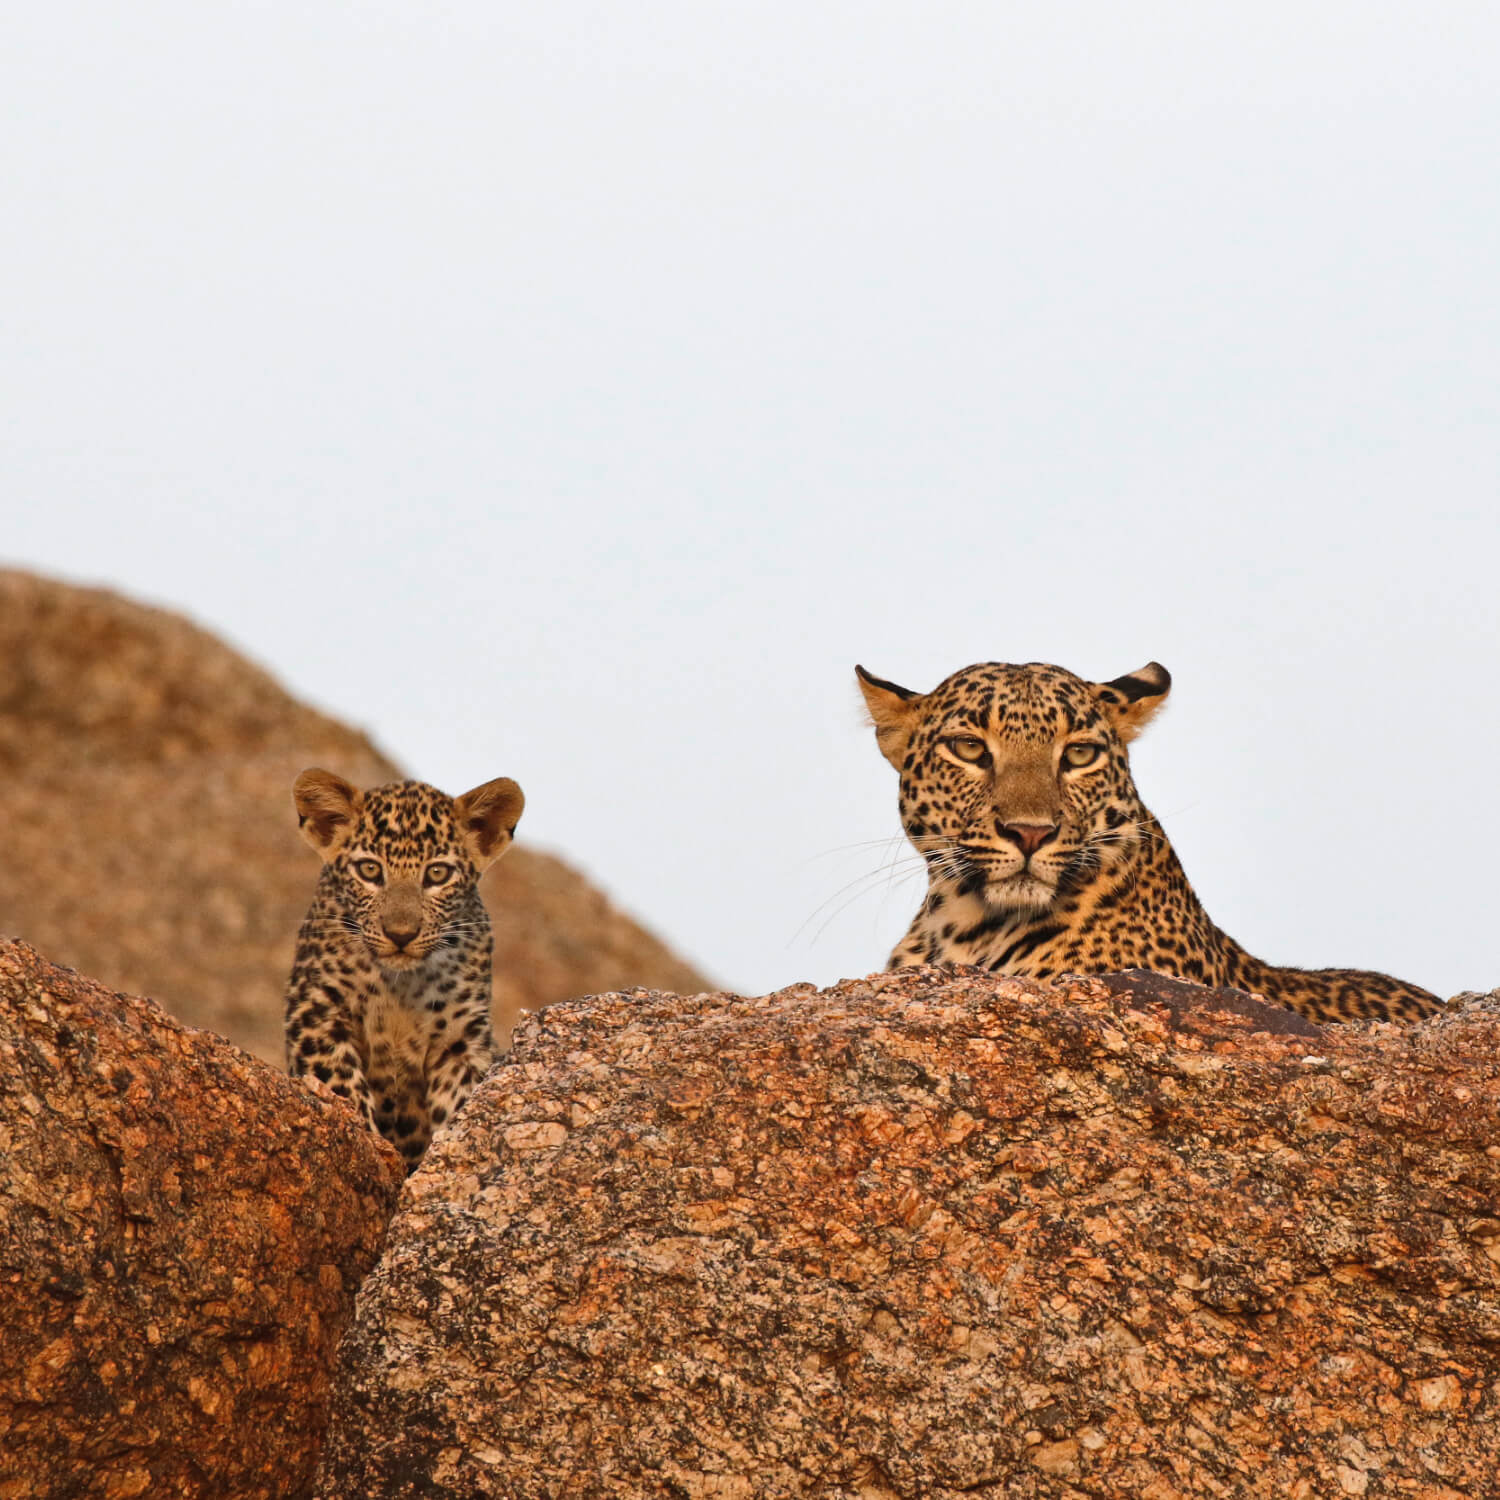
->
xmin=6 ymin=2 xmax=1499 ymax=998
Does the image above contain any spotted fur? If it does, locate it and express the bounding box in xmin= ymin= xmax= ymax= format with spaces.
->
xmin=858 ymin=660 xmax=1441 ymax=1024
xmin=283 ymin=770 xmax=524 ymax=1170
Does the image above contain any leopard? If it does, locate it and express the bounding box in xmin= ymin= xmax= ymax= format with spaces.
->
xmin=283 ymin=768 xmax=525 ymax=1170
xmin=857 ymin=659 xmax=1442 ymax=1024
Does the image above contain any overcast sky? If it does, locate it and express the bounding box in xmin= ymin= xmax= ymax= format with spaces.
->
xmin=6 ymin=2 xmax=1499 ymax=999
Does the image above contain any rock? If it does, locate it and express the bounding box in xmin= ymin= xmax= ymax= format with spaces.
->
xmin=314 ymin=967 xmax=1500 ymax=1498
xmin=0 ymin=939 xmax=401 ymax=1500
xmin=0 ymin=569 xmax=709 ymax=1063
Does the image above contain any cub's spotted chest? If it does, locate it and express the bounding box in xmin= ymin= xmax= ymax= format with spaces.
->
xmin=283 ymin=769 xmax=524 ymax=1170
xmin=857 ymin=659 xmax=1442 ymax=1024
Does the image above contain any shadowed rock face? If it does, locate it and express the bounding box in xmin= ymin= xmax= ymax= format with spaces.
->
xmin=0 ymin=568 xmax=710 ymax=1063
xmin=315 ymin=968 xmax=1499 ymax=1499
xmin=0 ymin=940 xmax=402 ymax=1500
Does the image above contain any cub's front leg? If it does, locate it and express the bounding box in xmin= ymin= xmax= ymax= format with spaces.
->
xmin=285 ymin=981 xmax=377 ymax=1133
xmin=423 ymin=999 xmax=498 ymax=1136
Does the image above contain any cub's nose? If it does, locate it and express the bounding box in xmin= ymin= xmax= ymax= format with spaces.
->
xmin=380 ymin=886 xmax=425 ymax=950
xmin=381 ymin=914 xmax=422 ymax=949
xmin=1003 ymin=821 xmax=1059 ymax=857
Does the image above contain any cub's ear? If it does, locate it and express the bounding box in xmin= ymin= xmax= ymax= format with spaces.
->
xmin=455 ymin=777 xmax=525 ymax=869
xmin=1093 ymin=662 xmax=1171 ymax=743
xmin=293 ymin=769 xmax=363 ymax=859
xmin=856 ymin=664 xmax=923 ymax=769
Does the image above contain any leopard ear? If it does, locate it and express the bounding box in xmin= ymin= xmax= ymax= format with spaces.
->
xmin=293 ymin=769 xmax=363 ymax=860
xmin=1093 ymin=662 xmax=1171 ymax=743
xmin=455 ymin=777 xmax=525 ymax=869
xmin=856 ymin=665 xmax=923 ymax=768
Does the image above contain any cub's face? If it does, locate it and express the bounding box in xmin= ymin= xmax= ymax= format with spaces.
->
xmin=857 ymin=661 xmax=1170 ymax=914
xmin=293 ymin=772 xmax=525 ymax=969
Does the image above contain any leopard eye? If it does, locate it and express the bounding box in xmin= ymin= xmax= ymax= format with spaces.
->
xmin=354 ymin=858 xmax=384 ymax=883
xmin=1063 ymin=742 xmax=1104 ymax=769
xmin=423 ymin=862 xmax=454 ymax=887
xmin=946 ymin=736 xmax=991 ymax=766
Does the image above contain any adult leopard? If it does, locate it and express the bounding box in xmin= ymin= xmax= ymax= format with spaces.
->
xmin=857 ymin=659 xmax=1441 ymax=1023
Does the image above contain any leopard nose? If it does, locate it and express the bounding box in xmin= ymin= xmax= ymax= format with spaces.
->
xmin=381 ymin=915 xmax=422 ymax=949
xmin=1003 ymin=821 xmax=1059 ymax=857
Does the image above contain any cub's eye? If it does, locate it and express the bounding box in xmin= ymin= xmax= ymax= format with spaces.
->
xmin=354 ymin=859 xmax=384 ymax=882
xmin=945 ymin=736 xmax=991 ymax=765
xmin=1063 ymin=743 xmax=1104 ymax=769
xmin=423 ymin=862 xmax=454 ymax=887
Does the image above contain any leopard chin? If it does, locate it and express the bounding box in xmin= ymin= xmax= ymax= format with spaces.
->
xmin=980 ymin=870 xmax=1059 ymax=914
xmin=370 ymin=942 xmax=427 ymax=971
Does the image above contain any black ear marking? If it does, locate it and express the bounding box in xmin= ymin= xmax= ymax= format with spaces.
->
xmin=855 ymin=664 xmax=918 ymax=701
xmin=1102 ymin=662 xmax=1171 ymax=703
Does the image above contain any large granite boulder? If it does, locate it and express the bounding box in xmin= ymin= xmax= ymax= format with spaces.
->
xmin=315 ymin=968 xmax=1499 ymax=1498
xmin=0 ymin=568 xmax=709 ymax=1063
xmin=0 ymin=940 xmax=401 ymax=1500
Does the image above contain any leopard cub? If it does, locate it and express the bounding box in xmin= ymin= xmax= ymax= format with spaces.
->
xmin=283 ymin=768 xmax=524 ymax=1170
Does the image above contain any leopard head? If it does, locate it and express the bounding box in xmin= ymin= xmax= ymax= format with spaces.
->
xmin=856 ymin=660 xmax=1170 ymax=914
xmin=293 ymin=770 xmax=525 ymax=969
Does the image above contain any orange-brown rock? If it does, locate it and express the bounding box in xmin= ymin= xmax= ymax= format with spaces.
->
xmin=0 ymin=569 xmax=709 ymax=1064
xmin=0 ymin=939 xmax=401 ymax=1500
xmin=315 ymin=968 xmax=1500 ymax=1498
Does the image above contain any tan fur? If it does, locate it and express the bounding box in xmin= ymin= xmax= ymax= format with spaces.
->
xmin=858 ymin=660 xmax=1442 ymax=1024
xmin=293 ymin=768 xmax=363 ymax=852
xmin=454 ymin=777 xmax=525 ymax=862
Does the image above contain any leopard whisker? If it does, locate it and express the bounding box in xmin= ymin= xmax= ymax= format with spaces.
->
xmin=795 ymin=835 xmax=913 ymax=866
xmin=801 ymin=861 xmax=931 ymax=948
xmin=788 ymin=850 xmax=933 ymax=947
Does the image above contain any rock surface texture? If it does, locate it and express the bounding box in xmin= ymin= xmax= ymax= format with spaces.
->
xmin=0 ymin=569 xmax=709 ymax=1062
xmin=316 ymin=968 xmax=1500 ymax=1499
xmin=0 ymin=939 xmax=402 ymax=1499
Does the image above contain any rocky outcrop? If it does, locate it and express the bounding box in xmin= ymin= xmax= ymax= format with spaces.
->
xmin=0 ymin=569 xmax=709 ymax=1063
xmin=314 ymin=968 xmax=1500 ymax=1498
xmin=0 ymin=939 xmax=401 ymax=1500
